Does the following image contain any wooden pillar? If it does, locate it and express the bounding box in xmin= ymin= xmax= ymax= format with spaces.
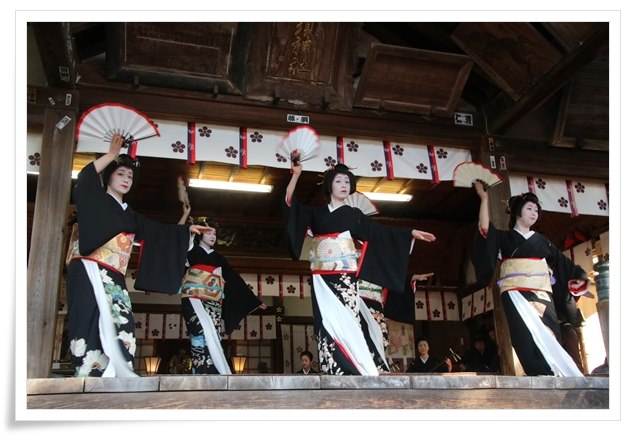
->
xmin=26 ymin=106 xmax=76 ymax=378
xmin=478 ymin=136 xmax=522 ymax=376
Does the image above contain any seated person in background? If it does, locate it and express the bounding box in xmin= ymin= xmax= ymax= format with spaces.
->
xmin=406 ymin=338 xmax=452 ymax=373
xmin=458 ymin=335 xmax=500 ymax=373
xmin=297 ymin=350 xmax=319 ymax=374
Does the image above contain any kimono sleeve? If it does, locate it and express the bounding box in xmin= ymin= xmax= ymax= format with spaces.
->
xmin=384 ymin=275 xmax=416 ymax=324
xmin=548 ymin=238 xmax=588 ymax=327
xmin=283 ymin=195 xmax=313 ymax=260
xmin=357 ymin=214 xmax=414 ymax=292
xmin=133 ymin=216 xmax=191 ymax=294
xmin=471 ymin=222 xmax=501 ymax=288
xmin=219 ymin=255 xmax=263 ymax=335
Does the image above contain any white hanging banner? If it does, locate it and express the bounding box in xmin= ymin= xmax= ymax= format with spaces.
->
xmin=135 ymin=119 xmax=189 ymax=160
xmin=281 ymin=275 xmax=303 ymax=298
xmin=599 ymin=231 xmax=610 ymax=262
xmin=164 ymin=313 xmax=182 ymax=339
xmin=245 ymin=127 xmax=287 ymax=167
xmin=569 ymin=179 xmax=609 ymax=217
xmin=240 ymin=273 xmax=260 ymax=297
xmin=414 ymin=291 xmax=428 ymax=320
xmin=134 ymin=312 xmax=147 ymax=340
xmin=259 ymin=274 xmax=281 ymax=297
xmin=246 ymin=314 xmax=262 ymax=340
xmin=26 ymin=132 xmax=43 ymax=173
xmin=280 ymin=324 xmax=292 ymax=373
xmin=147 ymin=313 xmax=164 ymax=339
xmin=194 ymin=123 xmax=240 ymax=164
xmin=261 ymin=315 xmax=277 ymax=340
xmin=389 ymin=141 xmax=434 ymax=181
xmin=342 ymin=136 xmax=388 ymax=177
xmin=571 ymin=241 xmax=595 ymax=275
xmin=429 ymin=146 xmax=472 ymax=181
xmin=461 ymin=294 xmax=473 ymax=321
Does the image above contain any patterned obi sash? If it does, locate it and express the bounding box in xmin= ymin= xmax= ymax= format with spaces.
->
xmin=358 ymin=279 xmax=383 ymax=303
xmin=309 ymin=232 xmax=361 ymax=273
xmin=66 ymin=224 xmax=135 ymax=276
xmin=180 ymin=264 xmax=224 ymax=301
xmin=498 ymin=258 xmax=554 ymax=293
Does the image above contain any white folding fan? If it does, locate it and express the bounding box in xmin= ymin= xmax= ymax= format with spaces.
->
xmin=453 ymin=162 xmax=503 ymax=189
xmin=177 ymin=176 xmax=190 ymax=207
xmin=344 ymin=191 xmax=379 ymax=216
xmin=75 ymin=103 xmax=160 ymax=154
xmin=275 ymin=126 xmax=320 ymax=165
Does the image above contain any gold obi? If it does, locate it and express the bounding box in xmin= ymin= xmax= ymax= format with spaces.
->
xmin=180 ymin=265 xmax=224 ymax=301
xmin=309 ymin=234 xmax=360 ymax=273
xmin=67 ymin=224 xmax=135 ymax=276
xmin=498 ymin=258 xmax=553 ymax=293
xmin=358 ymin=279 xmax=383 ymax=303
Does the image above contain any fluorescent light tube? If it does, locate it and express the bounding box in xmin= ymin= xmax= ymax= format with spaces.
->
xmin=362 ymin=192 xmax=412 ymax=202
xmin=189 ymin=179 xmax=272 ymax=193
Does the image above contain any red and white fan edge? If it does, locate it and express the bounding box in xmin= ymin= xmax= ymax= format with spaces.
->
xmin=453 ymin=162 xmax=503 ymax=188
xmin=275 ymin=126 xmax=321 ymax=164
xmin=75 ymin=103 xmax=160 ymax=154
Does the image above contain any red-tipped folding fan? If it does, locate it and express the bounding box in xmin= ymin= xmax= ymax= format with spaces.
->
xmin=344 ymin=191 xmax=379 ymax=216
xmin=275 ymin=126 xmax=321 ymax=165
xmin=76 ymin=103 xmax=160 ymax=156
xmin=453 ymin=162 xmax=503 ymax=189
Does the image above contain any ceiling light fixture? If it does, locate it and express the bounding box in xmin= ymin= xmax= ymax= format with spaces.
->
xmin=362 ymin=192 xmax=413 ymax=202
xmin=189 ymin=179 xmax=273 ymax=193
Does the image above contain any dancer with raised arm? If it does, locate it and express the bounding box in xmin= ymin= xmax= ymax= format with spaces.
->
xmin=284 ymin=161 xmax=436 ymax=375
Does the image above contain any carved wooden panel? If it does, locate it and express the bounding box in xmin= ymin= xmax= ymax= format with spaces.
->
xmin=106 ymin=22 xmax=245 ymax=94
xmin=451 ymin=23 xmax=562 ymax=101
xmin=552 ymin=42 xmax=608 ymax=151
xmin=353 ymin=44 xmax=473 ymax=117
xmin=242 ymin=22 xmax=358 ymax=110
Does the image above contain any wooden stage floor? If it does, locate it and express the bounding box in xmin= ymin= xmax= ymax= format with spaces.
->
xmin=26 ymin=373 xmax=609 ymax=410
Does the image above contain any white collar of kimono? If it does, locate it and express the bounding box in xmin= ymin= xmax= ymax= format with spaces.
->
xmin=199 ymin=242 xmax=215 ymax=254
xmin=514 ymin=228 xmax=535 ymax=239
xmin=107 ymin=192 xmax=128 ymax=210
xmin=327 ymin=203 xmax=344 ymax=212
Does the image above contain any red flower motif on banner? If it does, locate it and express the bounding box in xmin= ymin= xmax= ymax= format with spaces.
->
xmin=172 ymin=141 xmax=186 ymax=153
xmin=225 ymin=146 xmax=238 ymax=158
xmin=447 ymin=301 xmax=455 ymax=310
xmin=28 ymin=152 xmax=41 ymax=166
xmin=265 ymin=275 xmax=275 ymax=285
xmin=324 ymin=156 xmax=336 ymax=167
xmin=575 ymin=182 xmax=586 ymax=193
xmin=347 ymin=141 xmax=359 ymax=152
xmin=392 ymin=145 xmax=404 ymax=156
xmin=247 ymin=284 xmax=254 ymax=291
xmin=416 ymin=300 xmax=424 ymax=309
xmin=283 ymin=333 xmax=290 ymax=340
xmin=265 ymin=323 xmax=273 ymax=330
xmin=275 ymin=153 xmax=288 ymax=163
xmin=250 ymin=330 xmax=257 ymax=338
xmin=250 ymin=132 xmax=263 ymax=142
xmin=433 ymin=309 xmax=441 ymax=318
xmin=151 ymin=328 xmax=160 ymax=337
xmin=536 ymin=179 xmax=546 ymax=190
xmin=287 ymin=285 xmax=296 ymax=294
xmin=598 ymin=200 xmax=608 ymax=210
xmin=370 ymin=160 xmax=383 ymax=172
xmin=558 ymin=197 xmax=569 ymax=208
xmin=296 ymin=346 xmax=303 ymax=353
xmin=416 ymin=163 xmax=428 ymax=174
xmin=436 ymin=148 xmax=448 ymax=159
xmin=198 ymin=126 xmax=212 ymax=137
xmin=135 ymin=321 xmax=142 ymax=329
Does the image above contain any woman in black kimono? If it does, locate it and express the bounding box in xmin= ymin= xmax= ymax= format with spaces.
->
xmin=178 ymin=216 xmax=266 ymax=374
xmin=406 ymin=338 xmax=452 ymax=373
xmin=65 ymin=133 xmax=211 ymax=377
xmin=472 ymin=182 xmax=589 ymax=376
xmin=284 ymin=162 xmax=436 ymax=375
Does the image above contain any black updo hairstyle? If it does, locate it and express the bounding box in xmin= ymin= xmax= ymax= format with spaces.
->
xmin=322 ymin=163 xmax=356 ymax=198
xmin=102 ymin=154 xmax=140 ymax=191
xmin=191 ymin=217 xmax=219 ymax=245
xmin=506 ymin=192 xmax=542 ymax=229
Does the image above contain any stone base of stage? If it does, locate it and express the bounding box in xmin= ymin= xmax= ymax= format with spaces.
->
xmin=26 ymin=373 xmax=609 ymax=410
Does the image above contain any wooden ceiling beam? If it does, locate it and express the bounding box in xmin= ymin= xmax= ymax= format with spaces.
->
xmin=30 ymin=23 xmax=77 ymax=89
xmin=487 ymin=23 xmax=609 ymax=134
xmin=71 ymin=82 xmax=483 ymax=149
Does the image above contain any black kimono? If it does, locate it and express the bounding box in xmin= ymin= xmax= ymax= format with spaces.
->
xmin=66 ymin=163 xmax=191 ymax=377
xmin=182 ymin=245 xmax=263 ymax=374
xmin=285 ymin=197 xmax=414 ymax=375
xmin=406 ymin=355 xmax=449 ymax=373
xmin=473 ymin=224 xmax=588 ymax=376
